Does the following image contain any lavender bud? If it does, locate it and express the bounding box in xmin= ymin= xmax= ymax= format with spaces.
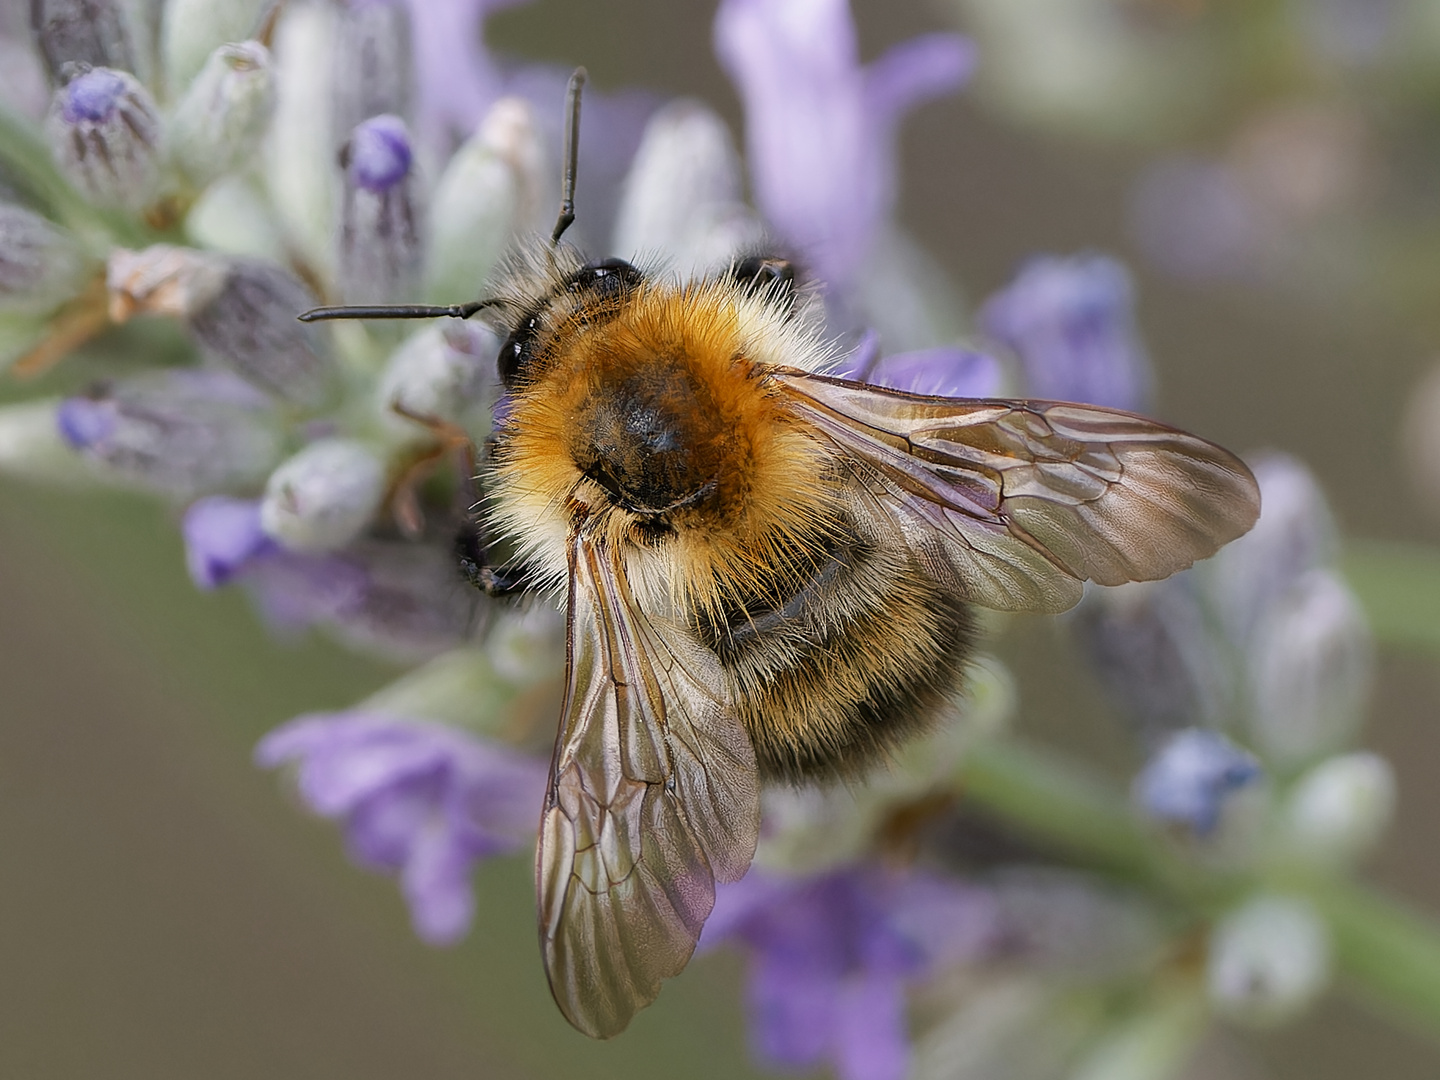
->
xmin=187 ymin=258 xmax=336 ymax=406
xmin=1133 ymin=728 xmax=1262 ymax=835
xmin=31 ymin=0 xmax=135 ymax=82
xmin=264 ymin=1 xmax=338 ymax=276
xmin=1281 ymin=751 xmax=1395 ymax=866
xmin=339 ymin=115 xmax=421 ymax=306
xmin=260 ymin=438 xmax=387 ymax=553
xmin=376 ymin=321 xmax=497 ymax=436
xmin=1245 ymin=569 xmax=1372 ymax=769
xmin=331 ymin=0 xmax=413 ymax=144
xmin=425 ymin=98 xmax=541 ymax=303
xmin=980 ymin=254 xmax=1153 ymax=412
xmin=107 ymin=245 xmax=228 ymax=321
xmin=162 ymin=0 xmax=271 ymax=92
xmin=1207 ymin=895 xmax=1330 ymax=1025
xmin=0 ymin=203 xmax=90 ymax=314
xmin=55 ymin=371 xmax=282 ymax=497
xmin=168 ymin=41 xmax=276 ymax=188
xmin=46 ymin=68 xmax=162 ymax=211
xmin=1205 ymin=453 xmax=1339 ymax=645
xmin=613 ymin=100 xmax=763 ymax=275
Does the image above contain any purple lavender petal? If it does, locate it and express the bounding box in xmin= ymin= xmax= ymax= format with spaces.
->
xmin=749 ymin=957 xmax=832 ymax=1068
xmin=55 ymin=396 xmax=116 ymax=448
xmin=257 ymin=712 xmax=548 ymax=946
xmin=833 ymin=974 xmax=910 ymax=1080
xmin=62 ymin=68 xmax=127 ymax=123
xmin=181 ymin=496 xmax=277 ymax=589
xmin=864 ymin=33 xmax=976 ymax=125
xmin=716 ymin=0 xmax=969 ymax=288
xmin=349 ymin=115 xmax=413 ymax=192
xmin=1135 ymin=727 xmax=1263 ymax=834
xmin=980 ymin=253 xmax=1153 ymax=412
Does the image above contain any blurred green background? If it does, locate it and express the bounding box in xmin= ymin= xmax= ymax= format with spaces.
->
xmin=3 ymin=0 xmax=1440 ymax=1077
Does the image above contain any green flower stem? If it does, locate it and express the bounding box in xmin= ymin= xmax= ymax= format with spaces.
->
xmin=960 ymin=737 xmax=1440 ymax=1042
xmin=0 ymin=105 xmax=147 ymax=248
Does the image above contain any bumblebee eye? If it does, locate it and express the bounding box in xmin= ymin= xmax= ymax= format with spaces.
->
xmin=567 ymin=257 xmax=644 ymax=297
xmin=728 ymin=255 xmax=796 ymax=308
xmin=498 ymin=310 xmax=543 ymax=389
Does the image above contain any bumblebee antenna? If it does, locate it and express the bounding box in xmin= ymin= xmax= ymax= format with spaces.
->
xmin=297 ymin=299 xmax=502 ymax=323
xmin=551 ymin=67 xmax=586 ymax=246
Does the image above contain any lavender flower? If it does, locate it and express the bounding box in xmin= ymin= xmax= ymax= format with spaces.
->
xmin=979 ymin=253 xmax=1153 ymax=412
xmin=257 ymin=712 xmax=547 ymax=944
xmin=182 ymin=495 xmax=277 ymax=588
xmin=339 ymin=114 xmax=421 ymax=305
xmin=714 ymin=0 xmax=973 ymax=290
xmin=705 ymin=865 xmax=999 ymax=1080
xmin=46 ymin=67 xmax=163 ymax=211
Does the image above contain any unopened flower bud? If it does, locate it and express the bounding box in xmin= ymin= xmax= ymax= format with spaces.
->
xmin=182 ymin=496 xmax=276 ymax=588
xmin=162 ymin=0 xmax=271 ymax=92
xmin=376 ymin=321 xmax=497 ymax=435
xmin=331 ymin=0 xmax=413 ymax=144
xmin=980 ymin=254 xmax=1153 ymax=412
xmin=1207 ymin=454 xmax=1338 ymax=644
xmin=107 ymin=245 xmax=228 ymax=321
xmin=1246 ymin=569 xmax=1372 ymax=769
xmin=1207 ymin=894 xmax=1330 ymax=1025
xmin=0 ymin=203 xmax=90 ymax=314
xmin=46 ymin=68 xmax=162 ymax=211
xmin=0 ymin=399 xmax=100 ymax=484
xmin=188 ymin=258 xmax=335 ymax=405
xmin=32 ymin=0 xmax=135 ymax=82
xmin=169 ymin=41 xmax=276 ymax=188
xmin=260 ymin=438 xmax=387 ymax=553
xmin=338 ymin=115 xmax=421 ymax=305
xmin=1134 ymin=727 xmax=1262 ymax=835
xmin=55 ymin=371 xmax=282 ymax=496
xmin=613 ymin=100 xmax=762 ymax=275
xmin=425 ymin=98 xmax=541 ymax=303
xmin=1282 ymin=751 xmax=1395 ymax=866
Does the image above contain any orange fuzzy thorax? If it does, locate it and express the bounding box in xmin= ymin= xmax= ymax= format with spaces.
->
xmin=488 ymin=279 xmax=840 ymax=619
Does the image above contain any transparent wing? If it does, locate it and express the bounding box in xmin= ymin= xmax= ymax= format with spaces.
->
xmin=538 ymin=529 xmax=759 ymax=1039
xmin=772 ymin=368 xmax=1261 ymax=613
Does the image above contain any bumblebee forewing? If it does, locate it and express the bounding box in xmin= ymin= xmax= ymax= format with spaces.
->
xmin=539 ymin=530 xmax=759 ymax=1038
xmin=772 ymin=369 xmax=1260 ymax=613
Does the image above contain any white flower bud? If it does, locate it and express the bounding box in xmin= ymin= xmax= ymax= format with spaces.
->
xmin=162 ymin=0 xmax=270 ymax=92
xmin=261 ymin=438 xmax=387 ymax=553
xmin=168 ymin=41 xmax=276 ymax=188
xmin=424 ymin=97 xmax=542 ymax=303
xmin=1282 ymin=751 xmax=1395 ymax=866
xmin=264 ymin=2 xmax=338 ymax=277
xmin=613 ymin=100 xmax=763 ymax=275
xmin=1245 ymin=569 xmax=1373 ymax=768
xmin=376 ymin=321 xmax=497 ymax=435
xmin=1207 ymin=894 xmax=1330 ymax=1025
xmin=46 ymin=68 xmax=163 ymax=211
xmin=0 ymin=203 xmax=90 ymax=315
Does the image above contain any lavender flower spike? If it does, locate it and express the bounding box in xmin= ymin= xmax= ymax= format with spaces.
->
xmin=257 ymin=712 xmax=548 ymax=945
xmin=715 ymin=0 xmax=973 ymax=288
xmin=980 ymin=253 xmax=1154 ymax=412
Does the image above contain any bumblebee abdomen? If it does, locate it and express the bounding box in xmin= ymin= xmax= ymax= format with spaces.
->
xmin=697 ymin=520 xmax=976 ymax=783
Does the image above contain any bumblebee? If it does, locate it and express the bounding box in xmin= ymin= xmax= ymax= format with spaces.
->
xmin=304 ymin=70 xmax=1260 ymax=1039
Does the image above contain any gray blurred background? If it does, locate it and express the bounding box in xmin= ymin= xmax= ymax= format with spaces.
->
xmin=2 ymin=0 xmax=1439 ymax=1077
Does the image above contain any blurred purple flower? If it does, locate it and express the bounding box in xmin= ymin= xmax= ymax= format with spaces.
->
xmin=1128 ymin=156 xmax=1273 ymax=283
xmin=704 ymin=865 xmax=998 ymax=1080
xmin=980 ymin=254 xmax=1153 ymax=412
xmin=348 ymin=114 xmax=413 ymax=193
xmin=182 ymin=496 xmax=278 ymax=588
xmin=399 ymin=0 xmax=532 ymax=146
xmin=1135 ymin=727 xmax=1262 ymax=835
xmin=714 ymin=0 xmax=973 ymax=288
xmin=257 ymin=712 xmax=547 ymax=944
